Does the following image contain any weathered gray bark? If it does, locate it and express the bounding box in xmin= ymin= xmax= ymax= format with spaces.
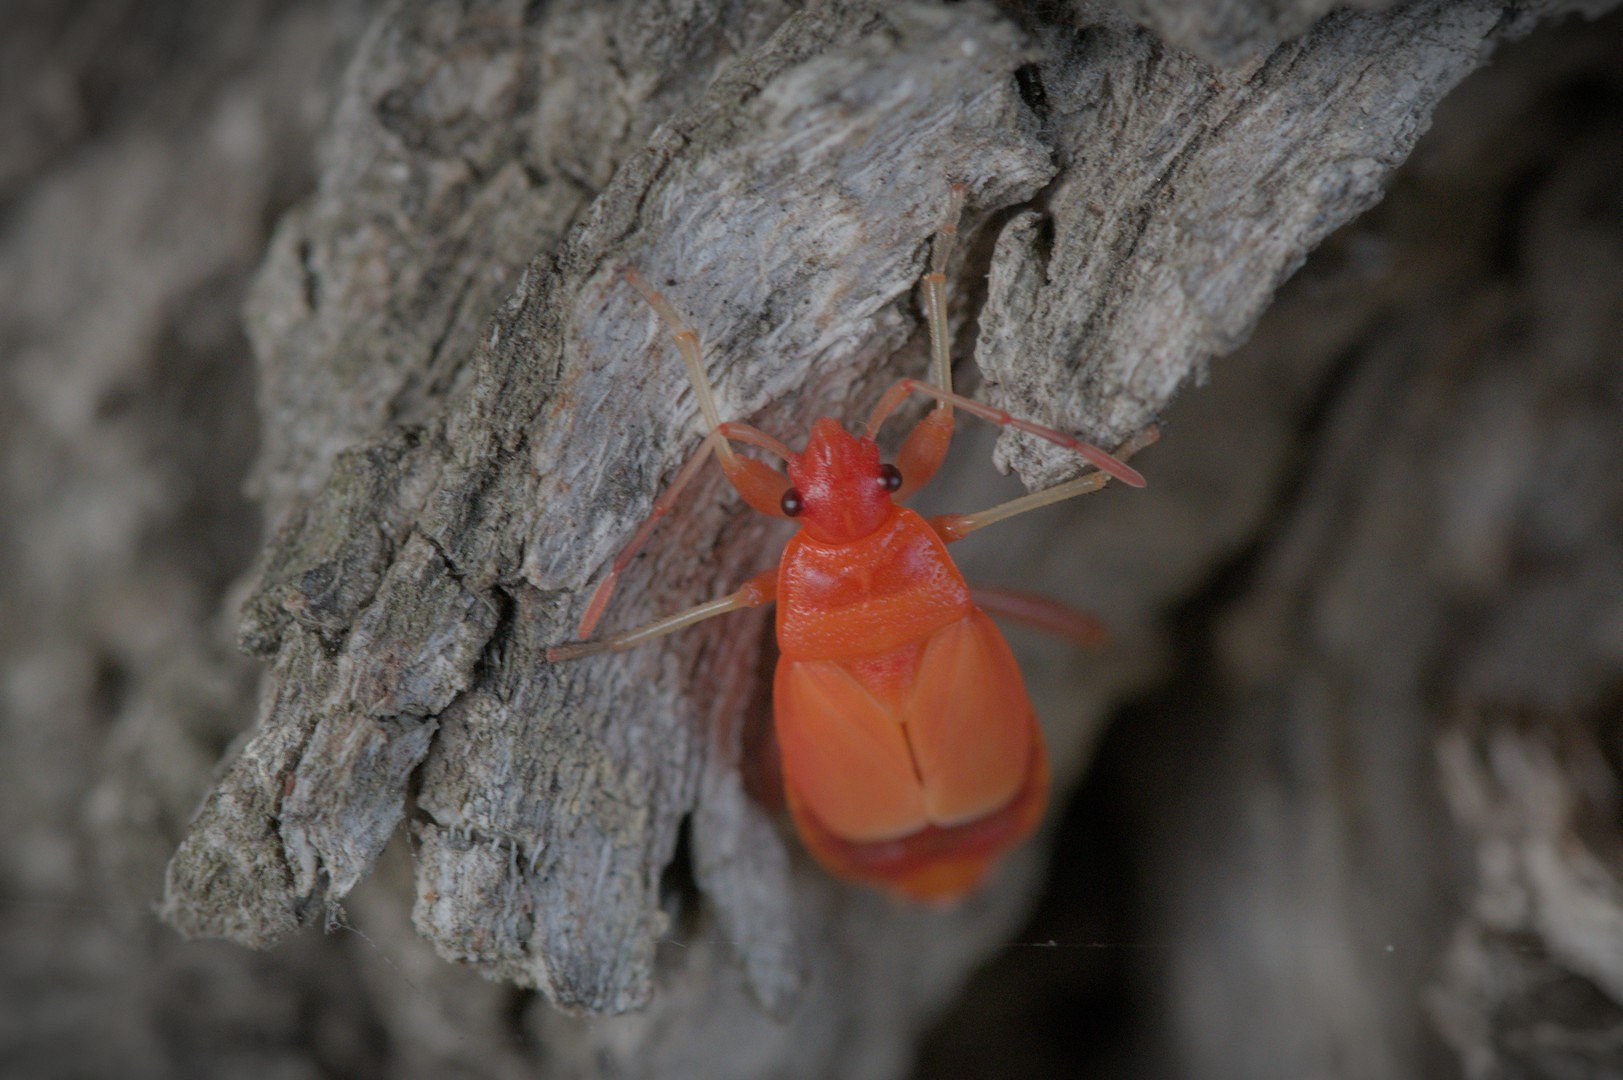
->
xmin=922 ymin=20 xmax=1623 ymax=1075
xmin=3 ymin=0 xmax=1620 ymax=1077
xmin=1119 ymin=27 xmax=1623 ymax=1071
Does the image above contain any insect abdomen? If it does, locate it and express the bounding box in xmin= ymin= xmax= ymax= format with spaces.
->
xmin=773 ymin=609 xmax=1047 ymax=900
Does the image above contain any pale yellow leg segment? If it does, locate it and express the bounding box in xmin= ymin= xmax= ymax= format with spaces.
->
xmin=932 ymin=426 xmax=1160 ymax=542
xmin=871 ymin=379 xmax=1149 ymax=488
xmin=546 ymin=568 xmax=778 ymax=662
xmin=584 ymin=269 xmax=794 ymax=638
xmin=865 ymin=184 xmax=970 ymax=499
xmin=624 ymin=267 xmax=740 ymax=470
xmin=573 ymin=419 xmax=789 ymax=639
xmin=923 ymin=183 xmax=967 ymax=393
xmin=575 ymin=430 xmax=721 ymax=638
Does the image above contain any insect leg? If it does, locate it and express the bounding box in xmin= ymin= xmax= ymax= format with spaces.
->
xmin=970 ymin=586 xmax=1109 ymax=647
xmin=574 ymin=268 xmax=794 ymax=647
xmin=574 ymin=421 xmax=789 ymax=639
xmin=624 ymin=267 xmax=739 ymax=469
xmin=624 ymin=267 xmax=794 ymax=518
xmin=872 ymin=379 xmax=1151 ymax=488
xmin=923 ymin=182 xmax=967 ymax=394
xmin=546 ymin=567 xmax=777 ymax=662
xmin=931 ymin=426 xmax=1160 ymax=542
xmin=574 ymin=429 xmax=720 ymax=638
xmin=861 ymin=185 xmax=968 ymax=500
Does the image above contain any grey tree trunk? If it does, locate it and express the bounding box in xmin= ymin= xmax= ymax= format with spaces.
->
xmin=3 ymin=1 xmax=1620 ymax=1077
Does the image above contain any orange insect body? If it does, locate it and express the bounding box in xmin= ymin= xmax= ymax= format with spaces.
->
xmin=775 ymin=441 xmax=1045 ymax=902
xmin=546 ymin=186 xmax=1154 ymax=902
xmin=772 ymin=420 xmax=1046 ymax=899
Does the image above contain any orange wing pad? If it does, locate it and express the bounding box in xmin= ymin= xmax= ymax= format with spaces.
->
xmin=784 ymin=729 xmax=1049 ymax=902
xmin=906 ymin=610 xmax=1034 ymax=827
xmin=774 ymin=659 xmax=929 ymax=843
xmin=774 ymin=611 xmax=1047 ymax=899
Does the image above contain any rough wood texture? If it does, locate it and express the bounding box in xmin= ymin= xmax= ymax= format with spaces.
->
xmin=1 ymin=3 xmax=389 ymax=1075
xmin=1126 ymin=82 xmax=1623 ymax=1071
xmin=920 ymin=18 xmax=1623 ymax=1075
xmin=1106 ymin=0 xmax=1399 ymax=66
xmin=4 ymin=0 xmax=1620 ymax=1076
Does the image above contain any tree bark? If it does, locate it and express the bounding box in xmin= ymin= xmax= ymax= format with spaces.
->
xmin=3 ymin=1 xmax=1620 ymax=1076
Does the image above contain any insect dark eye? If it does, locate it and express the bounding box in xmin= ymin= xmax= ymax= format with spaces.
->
xmin=878 ymin=464 xmax=903 ymax=492
xmin=780 ymin=487 xmax=804 ymax=517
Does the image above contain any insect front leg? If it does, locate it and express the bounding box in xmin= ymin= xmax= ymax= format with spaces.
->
xmin=922 ymin=182 xmax=967 ymax=394
xmin=872 ymin=379 xmax=1150 ymax=489
xmin=866 ymin=184 xmax=1145 ymax=501
xmin=862 ymin=183 xmax=968 ymax=500
xmin=578 ymin=268 xmax=799 ymax=640
xmin=571 ymin=420 xmax=791 ymax=639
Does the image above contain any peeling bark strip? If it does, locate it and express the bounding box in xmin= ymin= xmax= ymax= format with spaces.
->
xmin=978 ymin=0 xmax=1618 ymax=485
xmin=161 ymin=0 xmax=1617 ymax=1049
